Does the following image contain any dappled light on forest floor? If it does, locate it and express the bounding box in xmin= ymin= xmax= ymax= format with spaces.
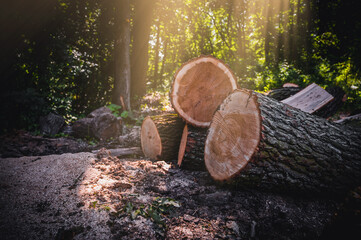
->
xmin=0 ymin=150 xmax=345 ymax=239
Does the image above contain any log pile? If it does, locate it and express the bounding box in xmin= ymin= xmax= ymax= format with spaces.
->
xmin=140 ymin=56 xmax=361 ymax=196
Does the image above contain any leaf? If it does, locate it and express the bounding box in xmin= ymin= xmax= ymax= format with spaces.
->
xmin=120 ymin=111 xmax=129 ymax=118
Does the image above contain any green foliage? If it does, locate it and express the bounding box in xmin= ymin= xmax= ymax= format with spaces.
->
xmin=107 ymin=104 xmax=122 ymax=117
xmin=122 ymin=197 xmax=180 ymax=228
xmin=3 ymin=0 xmax=361 ymax=133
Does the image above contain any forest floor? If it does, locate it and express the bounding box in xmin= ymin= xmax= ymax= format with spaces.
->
xmin=1 ymin=145 xmax=361 ymax=239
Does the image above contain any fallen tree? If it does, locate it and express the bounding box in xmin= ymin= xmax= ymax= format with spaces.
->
xmin=204 ymin=89 xmax=361 ymax=195
xmin=140 ymin=114 xmax=184 ymax=161
xmin=178 ymin=124 xmax=207 ymax=171
xmin=170 ymin=56 xmax=238 ymax=128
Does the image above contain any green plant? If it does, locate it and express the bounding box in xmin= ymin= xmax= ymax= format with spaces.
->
xmin=107 ymin=104 xmax=122 ymax=117
xmin=54 ymin=132 xmax=69 ymax=138
xmin=122 ymin=197 xmax=180 ymax=228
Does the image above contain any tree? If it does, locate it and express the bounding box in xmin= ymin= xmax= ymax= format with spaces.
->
xmin=112 ymin=0 xmax=131 ymax=110
xmin=130 ymin=0 xmax=156 ymax=101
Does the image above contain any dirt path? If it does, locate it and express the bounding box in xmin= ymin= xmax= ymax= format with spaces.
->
xmin=0 ymin=150 xmax=341 ymax=239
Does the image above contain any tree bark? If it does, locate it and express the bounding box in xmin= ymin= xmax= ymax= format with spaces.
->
xmin=131 ymin=0 xmax=156 ymax=100
xmin=141 ymin=114 xmax=184 ymax=162
xmin=267 ymin=87 xmax=301 ymax=101
xmin=205 ymin=89 xmax=361 ymax=195
xmin=314 ymin=86 xmax=346 ymax=118
xmin=170 ymin=56 xmax=238 ymax=128
xmin=113 ymin=0 xmax=131 ymax=110
xmin=178 ymin=125 xmax=207 ymax=171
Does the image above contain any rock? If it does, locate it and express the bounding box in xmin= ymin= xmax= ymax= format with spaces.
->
xmin=92 ymin=111 xmax=122 ymax=140
xmin=71 ymin=117 xmax=94 ymax=139
xmin=39 ymin=113 xmax=65 ymax=136
xmin=118 ymin=126 xmax=140 ymax=147
xmin=87 ymin=106 xmax=112 ymax=118
xmin=71 ymin=107 xmax=122 ymax=140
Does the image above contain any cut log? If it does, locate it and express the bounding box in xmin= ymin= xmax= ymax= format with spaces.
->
xmin=269 ymin=85 xmax=346 ymax=118
xmin=205 ymin=89 xmax=361 ymax=195
xmin=267 ymin=87 xmax=301 ymax=101
xmin=178 ymin=124 xmax=207 ymax=171
xmin=141 ymin=114 xmax=184 ymax=161
xmin=283 ymin=83 xmax=299 ymax=88
xmin=314 ymin=86 xmax=346 ymax=118
xmin=92 ymin=147 xmax=142 ymax=157
xmin=170 ymin=56 xmax=238 ymax=128
xmin=281 ymin=83 xmax=334 ymax=114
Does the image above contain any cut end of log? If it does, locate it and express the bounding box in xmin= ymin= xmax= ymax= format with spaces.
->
xmin=204 ymin=89 xmax=261 ymax=181
xmin=171 ymin=56 xmax=238 ymax=128
xmin=177 ymin=124 xmax=188 ymax=167
xmin=141 ymin=116 xmax=162 ymax=159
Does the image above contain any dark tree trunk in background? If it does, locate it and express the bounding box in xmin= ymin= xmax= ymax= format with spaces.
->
xmin=276 ymin=0 xmax=284 ymax=65
xmin=264 ymin=0 xmax=273 ymax=65
xmin=131 ymin=0 xmax=156 ymax=100
xmin=288 ymin=1 xmax=295 ymax=63
xmin=113 ymin=0 xmax=131 ymax=110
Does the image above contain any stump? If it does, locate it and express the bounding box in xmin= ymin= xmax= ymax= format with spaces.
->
xmin=205 ymin=89 xmax=361 ymax=195
xmin=141 ymin=114 xmax=184 ymax=161
xmin=178 ymin=125 xmax=207 ymax=171
xmin=170 ymin=56 xmax=238 ymax=128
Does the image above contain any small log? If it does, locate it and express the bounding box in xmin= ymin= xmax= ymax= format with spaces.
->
xmin=92 ymin=147 xmax=142 ymax=157
xmin=205 ymin=89 xmax=361 ymax=195
xmin=178 ymin=125 xmax=207 ymax=171
xmin=170 ymin=56 xmax=238 ymax=128
xmin=141 ymin=114 xmax=184 ymax=161
xmin=267 ymin=87 xmax=301 ymax=101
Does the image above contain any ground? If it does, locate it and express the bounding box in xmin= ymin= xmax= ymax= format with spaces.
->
xmin=2 ymin=147 xmax=359 ymax=240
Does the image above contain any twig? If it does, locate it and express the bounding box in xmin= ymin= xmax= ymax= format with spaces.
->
xmin=68 ymin=172 xmax=84 ymax=190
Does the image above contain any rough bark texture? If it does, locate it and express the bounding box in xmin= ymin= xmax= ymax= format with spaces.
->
xmin=178 ymin=125 xmax=207 ymax=171
xmin=205 ymin=89 xmax=361 ymax=196
xmin=314 ymin=86 xmax=346 ymax=118
xmin=141 ymin=114 xmax=184 ymax=162
xmin=113 ymin=0 xmax=131 ymax=110
xmin=267 ymin=87 xmax=301 ymax=101
xmin=170 ymin=56 xmax=238 ymax=128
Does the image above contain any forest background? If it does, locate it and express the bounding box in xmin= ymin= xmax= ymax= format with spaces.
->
xmin=1 ymin=0 xmax=361 ymax=133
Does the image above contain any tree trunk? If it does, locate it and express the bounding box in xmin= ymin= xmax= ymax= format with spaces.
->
xmin=170 ymin=56 xmax=238 ymax=128
xmin=113 ymin=0 xmax=131 ymax=110
xmin=205 ymin=89 xmax=361 ymax=195
xmin=178 ymin=125 xmax=207 ymax=171
xmin=131 ymin=0 xmax=156 ymax=100
xmin=141 ymin=114 xmax=184 ymax=162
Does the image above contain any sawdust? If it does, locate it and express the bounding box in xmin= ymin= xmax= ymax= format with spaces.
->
xmin=0 ymin=150 xmax=343 ymax=239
